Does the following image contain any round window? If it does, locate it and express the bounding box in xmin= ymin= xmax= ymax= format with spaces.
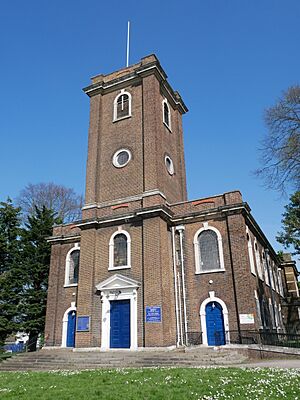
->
xmin=113 ymin=149 xmax=131 ymax=168
xmin=165 ymin=155 xmax=174 ymax=175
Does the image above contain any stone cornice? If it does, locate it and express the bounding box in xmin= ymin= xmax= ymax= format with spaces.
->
xmin=83 ymin=55 xmax=188 ymax=114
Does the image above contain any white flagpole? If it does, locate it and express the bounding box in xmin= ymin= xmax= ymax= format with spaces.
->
xmin=126 ymin=21 xmax=130 ymax=67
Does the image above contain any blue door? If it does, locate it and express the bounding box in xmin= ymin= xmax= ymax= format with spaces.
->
xmin=205 ymin=302 xmax=225 ymax=346
xmin=67 ymin=311 xmax=76 ymax=347
xmin=110 ymin=300 xmax=130 ymax=348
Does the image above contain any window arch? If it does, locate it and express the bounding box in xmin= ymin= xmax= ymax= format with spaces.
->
xmin=65 ymin=244 xmax=80 ymax=286
xmin=113 ymin=89 xmax=132 ymax=121
xmin=193 ymin=224 xmax=225 ymax=274
xmin=109 ymin=230 xmax=131 ymax=270
xmin=162 ymin=99 xmax=171 ymax=130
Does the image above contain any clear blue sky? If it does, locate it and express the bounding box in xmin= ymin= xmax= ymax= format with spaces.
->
xmin=0 ymin=1 xmax=299 ymax=256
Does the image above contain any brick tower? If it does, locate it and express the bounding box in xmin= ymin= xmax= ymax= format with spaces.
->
xmin=83 ymin=54 xmax=188 ymax=218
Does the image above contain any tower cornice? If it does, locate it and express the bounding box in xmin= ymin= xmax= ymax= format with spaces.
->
xmin=83 ymin=54 xmax=188 ymax=114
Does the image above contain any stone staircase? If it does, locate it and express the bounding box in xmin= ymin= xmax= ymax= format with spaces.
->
xmin=0 ymin=347 xmax=249 ymax=371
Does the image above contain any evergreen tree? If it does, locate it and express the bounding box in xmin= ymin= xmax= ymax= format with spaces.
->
xmin=20 ymin=206 xmax=60 ymax=351
xmin=0 ymin=199 xmax=23 ymax=345
xmin=277 ymin=191 xmax=300 ymax=255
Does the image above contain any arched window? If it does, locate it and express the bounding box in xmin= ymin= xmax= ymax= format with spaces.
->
xmin=162 ymin=99 xmax=171 ymax=130
xmin=109 ymin=230 xmax=131 ymax=270
xmin=65 ymin=245 xmax=80 ymax=286
xmin=246 ymin=226 xmax=256 ymax=275
xmin=113 ymin=90 xmax=132 ymax=121
xmin=262 ymin=251 xmax=269 ymax=285
xmin=254 ymin=239 xmax=263 ymax=280
xmin=194 ymin=224 xmax=225 ymax=274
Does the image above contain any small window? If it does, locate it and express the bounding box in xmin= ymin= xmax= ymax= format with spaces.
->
xmin=162 ymin=99 xmax=171 ymax=130
xmin=113 ymin=90 xmax=132 ymax=121
xmin=65 ymin=246 xmax=80 ymax=286
xmin=109 ymin=230 xmax=131 ymax=270
xmin=113 ymin=149 xmax=131 ymax=168
xmin=165 ymin=155 xmax=174 ymax=175
xmin=194 ymin=225 xmax=225 ymax=274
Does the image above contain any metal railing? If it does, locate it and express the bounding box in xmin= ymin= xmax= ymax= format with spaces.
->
xmin=187 ymin=330 xmax=300 ymax=348
xmin=230 ymin=330 xmax=300 ymax=348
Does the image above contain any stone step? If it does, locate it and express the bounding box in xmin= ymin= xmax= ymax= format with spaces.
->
xmin=0 ymin=348 xmax=248 ymax=371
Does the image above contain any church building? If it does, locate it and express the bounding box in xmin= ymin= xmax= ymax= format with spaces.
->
xmin=45 ymin=55 xmax=293 ymax=350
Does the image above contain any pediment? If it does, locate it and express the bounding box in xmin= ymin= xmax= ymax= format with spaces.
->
xmin=96 ymin=274 xmax=140 ymax=292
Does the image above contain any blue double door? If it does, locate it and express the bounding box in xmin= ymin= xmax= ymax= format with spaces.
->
xmin=110 ymin=300 xmax=130 ymax=348
xmin=205 ymin=302 xmax=225 ymax=346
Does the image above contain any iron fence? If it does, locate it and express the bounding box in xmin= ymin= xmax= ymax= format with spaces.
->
xmin=187 ymin=330 xmax=300 ymax=348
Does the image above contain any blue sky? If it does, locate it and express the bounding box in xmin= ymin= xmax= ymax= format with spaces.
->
xmin=0 ymin=0 xmax=299 ymax=256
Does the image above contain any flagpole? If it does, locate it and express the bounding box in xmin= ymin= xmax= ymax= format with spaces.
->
xmin=126 ymin=21 xmax=130 ymax=67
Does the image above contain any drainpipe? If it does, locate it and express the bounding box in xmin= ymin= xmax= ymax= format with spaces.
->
xmin=223 ymin=195 xmax=241 ymax=343
xmin=177 ymin=271 xmax=184 ymax=345
xmin=177 ymin=225 xmax=188 ymax=346
xmin=171 ymin=227 xmax=181 ymax=347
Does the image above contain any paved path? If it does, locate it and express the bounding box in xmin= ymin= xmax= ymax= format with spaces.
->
xmin=236 ymin=359 xmax=300 ymax=368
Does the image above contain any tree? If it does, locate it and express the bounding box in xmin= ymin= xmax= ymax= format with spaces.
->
xmin=17 ymin=182 xmax=83 ymax=223
xmin=277 ymin=191 xmax=300 ymax=256
xmin=0 ymin=199 xmax=23 ymax=345
xmin=256 ymin=85 xmax=300 ymax=193
xmin=19 ymin=206 xmax=60 ymax=351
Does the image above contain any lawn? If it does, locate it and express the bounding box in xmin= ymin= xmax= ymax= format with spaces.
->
xmin=0 ymin=367 xmax=300 ymax=399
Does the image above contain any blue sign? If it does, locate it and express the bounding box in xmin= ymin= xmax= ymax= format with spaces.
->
xmin=77 ymin=316 xmax=90 ymax=332
xmin=145 ymin=306 xmax=162 ymax=323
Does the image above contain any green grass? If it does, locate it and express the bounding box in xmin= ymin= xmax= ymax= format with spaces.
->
xmin=0 ymin=367 xmax=300 ymax=399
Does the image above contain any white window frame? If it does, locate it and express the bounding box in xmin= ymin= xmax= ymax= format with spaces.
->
xmin=164 ymin=155 xmax=174 ymax=175
xmin=113 ymin=89 xmax=132 ymax=122
xmin=278 ymin=304 xmax=284 ymax=330
xmin=269 ymin=298 xmax=276 ymax=328
xmin=112 ymin=148 xmax=132 ymax=168
xmin=246 ymin=226 xmax=256 ymax=275
xmin=262 ymin=251 xmax=270 ymax=286
xmin=254 ymin=290 xmax=263 ymax=328
xmin=162 ymin=98 xmax=171 ymax=131
xmin=64 ymin=243 xmax=80 ymax=287
xmin=109 ymin=229 xmax=131 ymax=270
xmin=254 ymin=238 xmax=263 ymax=280
xmin=278 ymin=269 xmax=284 ymax=297
xmin=273 ymin=263 xmax=280 ymax=293
xmin=194 ymin=223 xmax=225 ymax=274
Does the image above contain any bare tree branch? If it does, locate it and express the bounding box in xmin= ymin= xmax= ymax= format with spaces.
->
xmin=255 ymin=85 xmax=300 ymax=193
xmin=16 ymin=183 xmax=83 ymax=224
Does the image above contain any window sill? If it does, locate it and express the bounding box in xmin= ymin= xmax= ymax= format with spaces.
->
xmin=195 ymin=268 xmax=225 ymax=275
xmin=108 ymin=265 xmax=131 ymax=271
xmin=113 ymin=114 xmax=132 ymax=123
xmin=64 ymin=283 xmax=78 ymax=288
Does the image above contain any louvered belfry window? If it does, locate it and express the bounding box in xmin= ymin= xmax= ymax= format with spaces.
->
xmin=198 ymin=230 xmax=220 ymax=271
xmin=69 ymin=249 xmax=80 ymax=284
xmin=114 ymin=233 xmax=127 ymax=267
xmin=116 ymin=94 xmax=130 ymax=119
